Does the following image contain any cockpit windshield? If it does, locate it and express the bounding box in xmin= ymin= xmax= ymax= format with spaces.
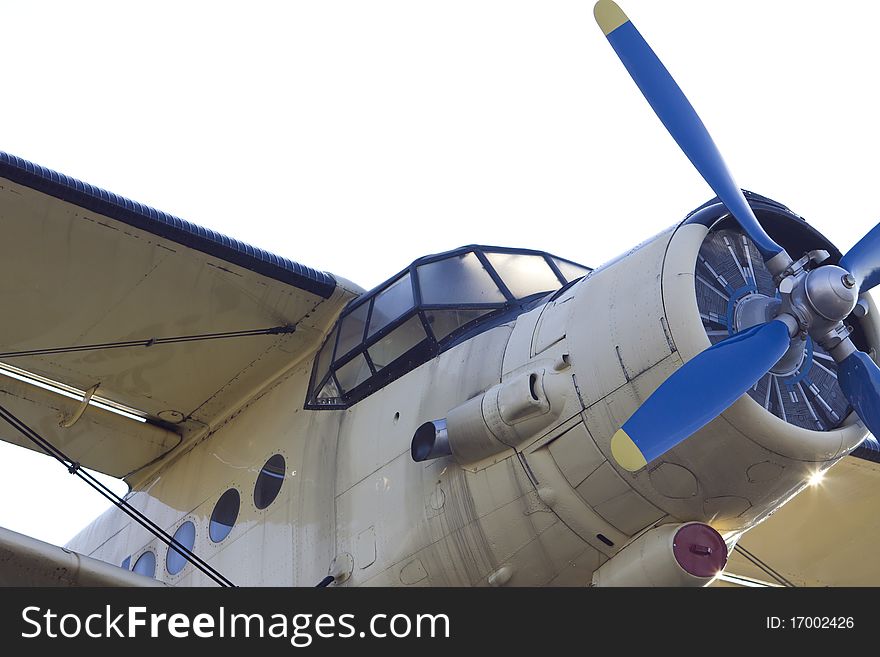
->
xmin=305 ymin=245 xmax=591 ymax=409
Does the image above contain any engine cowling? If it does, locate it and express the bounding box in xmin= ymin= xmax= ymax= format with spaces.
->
xmin=512 ymin=197 xmax=877 ymax=568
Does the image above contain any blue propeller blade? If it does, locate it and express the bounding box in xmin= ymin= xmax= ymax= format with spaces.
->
xmin=610 ymin=319 xmax=792 ymax=471
xmin=840 ymin=222 xmax=880 ymax=293
xmin=593 ymin=1 xmax=786 ymax=264
xmin=837 ymin=350 xmax=880 ymax=438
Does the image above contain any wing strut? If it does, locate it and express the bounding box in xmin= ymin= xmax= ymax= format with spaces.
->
xmin=732 ymin=543 xmax=795 ymax=588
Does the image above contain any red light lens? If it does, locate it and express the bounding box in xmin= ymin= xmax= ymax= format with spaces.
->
xmin=672 ymin=523 xmax=728 ymax=578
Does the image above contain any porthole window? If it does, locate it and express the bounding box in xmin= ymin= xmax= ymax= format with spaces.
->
xmin=132 ymin=551 xmax=156 ymax=578
xmin=121 ymin=555 xmax=131 ymax=570
xmin=254 ymin=454 xmax=286 ymax=510
xmin=210 ymin=488 xmax=241 ymax=543
xmin=166 ymin=521 xmax=196 ymax=576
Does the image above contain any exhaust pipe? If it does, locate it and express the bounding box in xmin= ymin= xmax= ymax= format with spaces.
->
xmin=411 ymin=418 xmax=451 ymax=462
xmin=410 ymin=368 xmax=569 ymax=466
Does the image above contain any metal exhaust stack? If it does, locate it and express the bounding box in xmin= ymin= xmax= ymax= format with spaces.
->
xmin=411 ymin=419 xmax=451 ymax=462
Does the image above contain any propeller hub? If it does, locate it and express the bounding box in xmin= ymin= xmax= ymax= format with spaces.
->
xmin=804 ymin=265 xmax=858 ymax=322
xmin=733 ymin=293 xmax=777 ymax=332
xmin=768 ymin=339 xmax=807 ymax=376
xmin=732 ymin=293 xmax=803 ymax=375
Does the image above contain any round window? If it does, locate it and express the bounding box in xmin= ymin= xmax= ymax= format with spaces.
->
xmin=254 ymin=454 xmax=286 ymax=510
xmin=121 ymin=555 xmax=131 ymax=570
xmin=166 ymin=521 xmax=196 ymax=576
xmin=210 ymin=488 xmax=240 ymax=543
xmin=132 ymin=551 xmax=156 ymax=578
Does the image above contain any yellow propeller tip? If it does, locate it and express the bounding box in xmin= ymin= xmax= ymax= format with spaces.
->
xmin=594 ymin=0 xmax=629 ymax=36
xmin=611 ymin=428 xmax=647 ymax=472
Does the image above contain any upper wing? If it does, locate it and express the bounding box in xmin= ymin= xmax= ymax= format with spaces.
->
xmin=0 ymin=152 xmax=359 ymax=479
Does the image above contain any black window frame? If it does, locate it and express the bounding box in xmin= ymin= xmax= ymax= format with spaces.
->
xmin=305 ymin=244 xmax=591 ymax=410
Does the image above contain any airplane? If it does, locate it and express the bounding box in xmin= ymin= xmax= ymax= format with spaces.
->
xmin=1 ymin=0 xmax=879 ymax=587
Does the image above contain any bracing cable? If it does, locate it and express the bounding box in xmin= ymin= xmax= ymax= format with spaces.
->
xmin=0 ymin=403 xmax=235 ymax=587
xmin=733 ymin=543 xmax=795 ymax=588
xmin=0 ymin=325 xmax=294 ymax=359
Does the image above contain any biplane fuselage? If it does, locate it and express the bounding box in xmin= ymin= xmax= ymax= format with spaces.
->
xmin=4 ymin=1 xmax=880 ymax=589
xmin=50 ymin=190 xmax=874 ymax=588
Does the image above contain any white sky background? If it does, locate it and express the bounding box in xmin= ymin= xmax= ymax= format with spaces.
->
xmin=1 ymin=0 xmax=879 ymax=546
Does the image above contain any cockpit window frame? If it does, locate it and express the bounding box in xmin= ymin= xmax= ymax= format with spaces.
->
xmin=305 ymin=245 xmax=591 ymax=410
